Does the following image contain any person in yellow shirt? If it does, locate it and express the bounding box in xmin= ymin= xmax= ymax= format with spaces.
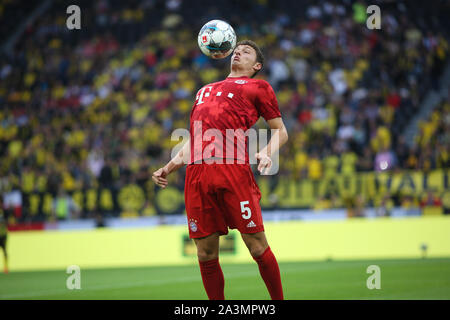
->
xmin=436 ymin=145 xmax=449 ymax=168
xmin=341 ymin=151 xmax=358 ymax=175
xmin=294 ymin=150 xmax=308 ymax=178
xmin=322 ymin=150 xmax=340 ymax=177
xmin=307 ymin=152 xmax=322 ymax=180
xmin=52 ymin=190 xmax=81 ymax=220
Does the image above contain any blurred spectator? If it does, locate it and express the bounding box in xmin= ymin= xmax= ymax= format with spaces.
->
xmin=52 ymin=190 xmax=80 ymax=220
xmin=420 ymin=190 xmax=443 ymax=208
xmin=420 ymin=190 xmax=443 ymax=216
xmin=375 ymin=193 xmax=394 ymax=217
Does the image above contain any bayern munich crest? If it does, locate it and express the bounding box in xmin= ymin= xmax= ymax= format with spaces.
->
xmin=189 ymin=219 xmax=198 ymax=232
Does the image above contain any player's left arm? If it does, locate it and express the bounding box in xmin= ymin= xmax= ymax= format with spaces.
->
xmin=255 ymin=117 xmax=288 ymax=174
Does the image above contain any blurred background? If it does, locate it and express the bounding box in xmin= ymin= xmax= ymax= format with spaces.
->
xmin=1 ymin=0 xmax=449 ymax=225
xmin=0 ymin=0 xmax=449 ymax=273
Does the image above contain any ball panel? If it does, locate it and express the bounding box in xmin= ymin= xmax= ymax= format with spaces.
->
xmin=216 ymin=21 xmax=228 ymax=30
xmin=211 ymin=31 xmax=225 ymax=45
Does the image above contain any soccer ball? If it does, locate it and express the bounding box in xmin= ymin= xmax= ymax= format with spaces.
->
xmin=197 ymin=20 xmax=237 ymax=59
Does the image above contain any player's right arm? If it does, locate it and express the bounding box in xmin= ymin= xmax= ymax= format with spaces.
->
xmin=152 ymin=138 xmax=190 ymax=188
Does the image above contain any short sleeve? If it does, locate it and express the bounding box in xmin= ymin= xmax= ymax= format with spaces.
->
xmin=255 ymin=80 xmax=281 ymax=121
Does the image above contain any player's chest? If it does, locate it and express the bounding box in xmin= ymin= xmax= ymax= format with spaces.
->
xmin=193 ymin=81 xmax=257 ymax=114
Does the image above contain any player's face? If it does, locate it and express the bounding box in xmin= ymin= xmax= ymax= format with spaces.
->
xmin=231 ymin=45 xmax=262 ymax=74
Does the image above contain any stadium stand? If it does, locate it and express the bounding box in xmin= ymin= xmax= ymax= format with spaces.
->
xmin=0 ymin=0 xmax=449 ymax=223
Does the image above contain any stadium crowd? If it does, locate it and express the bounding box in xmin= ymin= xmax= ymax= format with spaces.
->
xmin=0 ymin=0 xmax=449 ymax=222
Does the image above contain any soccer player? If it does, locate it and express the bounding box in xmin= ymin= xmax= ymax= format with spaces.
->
xmin=152 ymin=40 xmax=288 ymax=300
xmin=0 ymin=199 xmax=8 ymax=274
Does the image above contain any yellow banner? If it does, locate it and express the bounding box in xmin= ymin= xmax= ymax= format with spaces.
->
xmin=18 ymin=170 xmax=449 ymax=216
xmin=257 ymin=169 xmax=448 ymax=208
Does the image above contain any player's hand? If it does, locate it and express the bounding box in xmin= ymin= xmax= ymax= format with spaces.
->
xmin=255 ymin=152 xmax=272 ymax=175
xmin=152 ymin=167 xmax=169 ymax=188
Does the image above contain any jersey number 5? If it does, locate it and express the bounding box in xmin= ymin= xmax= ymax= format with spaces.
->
xmin=240 ymin=201 xmax=252 ymax=220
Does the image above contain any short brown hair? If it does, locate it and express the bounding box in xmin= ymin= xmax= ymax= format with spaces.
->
xmin=235 ymin=40 xmax=264 ymax=77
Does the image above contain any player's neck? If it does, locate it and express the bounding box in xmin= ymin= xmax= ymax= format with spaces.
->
xmin=228 ymin=65 xmax=252 ymax=78
xmin=228 ymin=71 xmax=251 ymax=78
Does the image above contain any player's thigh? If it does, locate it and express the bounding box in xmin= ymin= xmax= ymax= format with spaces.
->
xmin=185 ymin=165 xmax=227 ymax=238
xmin=221 ymin=165 xmax=264 ymax=232
xmin=194 ymin=232 xmax=220 ymax=261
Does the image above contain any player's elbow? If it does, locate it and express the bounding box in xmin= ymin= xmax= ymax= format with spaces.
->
xmin=281 ymin=126 xmax=288 ymax=145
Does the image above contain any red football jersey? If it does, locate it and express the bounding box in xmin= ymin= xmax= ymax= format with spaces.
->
xmin=189 ymin=76 xmax=281 ymax=164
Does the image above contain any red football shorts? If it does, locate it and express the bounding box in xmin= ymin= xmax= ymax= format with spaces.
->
xmin=184 ymin=163 xmax=264 ymax=239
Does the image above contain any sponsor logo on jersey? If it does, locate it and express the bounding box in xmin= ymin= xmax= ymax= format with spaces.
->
xmin=234 ymin=80 xmax=248 ymax=84
xmin=246 ymin=220 xmax=256 ymax=228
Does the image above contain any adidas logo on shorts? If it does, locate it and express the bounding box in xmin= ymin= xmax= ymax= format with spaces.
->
xmin=246 ymin=220 xmax=256 ymax=228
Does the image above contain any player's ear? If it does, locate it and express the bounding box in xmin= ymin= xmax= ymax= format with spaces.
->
xmin=253 ymin=62 xmax=262 ymax=73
